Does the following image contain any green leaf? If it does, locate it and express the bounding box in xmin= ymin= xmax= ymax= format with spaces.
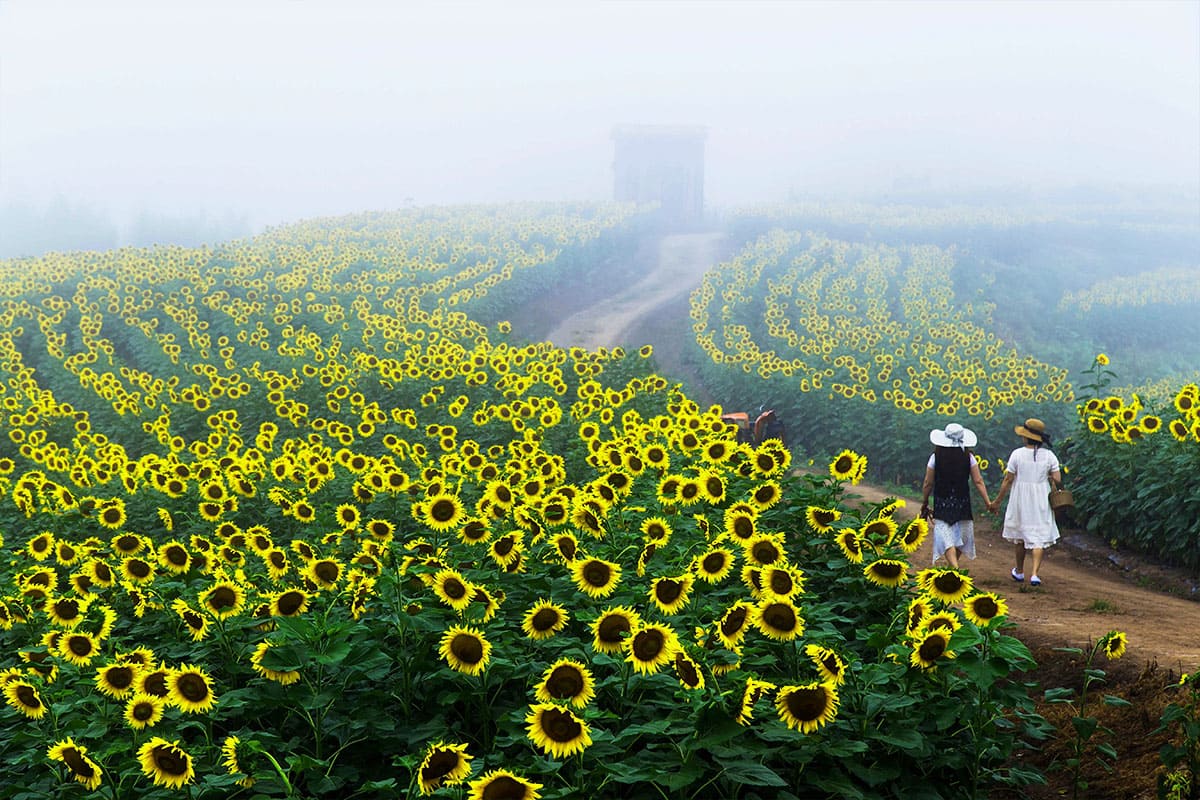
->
xmin=1044 ymin=686 xmax=1076 ymax=703
xmin=720 ymin=761 xmax=788 ymax=787
xmin=1101 ymin=694 xmax=1133 ymax=707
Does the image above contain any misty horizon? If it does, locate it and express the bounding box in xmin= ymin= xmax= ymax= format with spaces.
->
xmin=2 ymin=0 xmax=1199 ymax=253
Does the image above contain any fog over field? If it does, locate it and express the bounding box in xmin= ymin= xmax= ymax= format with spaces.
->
xmin=1 ymin=0 xmax=1197 ymax=253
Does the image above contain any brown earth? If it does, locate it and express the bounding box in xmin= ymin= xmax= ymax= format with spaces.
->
xmin=514 ymin=231 xmax=1200 ymax=799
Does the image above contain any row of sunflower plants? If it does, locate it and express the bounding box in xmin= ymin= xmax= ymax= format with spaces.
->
xmin=686 ymin=230 xmax=1074 ymax=481
xmin=1062 ymin=355 xmax=1200 ymax=570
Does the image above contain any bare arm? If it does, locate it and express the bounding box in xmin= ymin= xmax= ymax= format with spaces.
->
xmin=921 ymin=467 xmax=934 ymax=505
xmin=1049 ymin=469 xmax=1062 ymax=490
xmin=970 ymin=462 xmax=991 ymax=506
xmin=989 ymin=472 xmax=1015 ymax=512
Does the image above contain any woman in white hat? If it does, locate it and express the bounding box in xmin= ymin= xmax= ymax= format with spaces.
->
xmin=989 ymin=418 xmax=1063 ymax=587
xmin=920 ymin=422 xmax=992 ymax=569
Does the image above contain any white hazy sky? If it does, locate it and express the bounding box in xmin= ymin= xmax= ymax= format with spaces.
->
xmin=1 ymin=0 xmax=1198 ymax=227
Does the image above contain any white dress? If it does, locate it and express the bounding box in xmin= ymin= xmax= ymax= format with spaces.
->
xmin=927 ymin=452 xmax=978 ymax=565
xmin=1001 ymin=446 xmax=1061 ymax=549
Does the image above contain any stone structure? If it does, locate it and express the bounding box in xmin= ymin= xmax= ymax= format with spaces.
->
xmin=612 ymin=125 xmax=707 ymax=226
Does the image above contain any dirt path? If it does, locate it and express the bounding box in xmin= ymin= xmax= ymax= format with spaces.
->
xmin=543 ymin=231 xmax=1200 ymax=674
xmin=836 ymin=478 xmax=1200 ymax=672
xmin=545 ymin=232 xmax=724 ymax=351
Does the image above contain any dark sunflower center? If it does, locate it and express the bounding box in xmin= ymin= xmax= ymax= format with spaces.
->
xmin=153 ymin=745 xmax=188 ymax=776
xmin=277 ymin=591 xmax=305 ymax=615
xmin=68 ymin=636 xmax=94 ymax=656
xmin=209 ymin=587 xmax=237 ymax=609
xmin=556 ymin=538 xmax=576 ymax=559
xmin=183 ymin=610 xmax=204 ymax=629
xmin=177 ymin=673 xmax=209 ymax=702
xmin=680 ymin=483 xmax=699 ymax=499
xmin=481 ymin=775 xmax=527 ymax=800
xmin=754 ymin=486 xmax=776 ymax=503
xmin=532 ymin=608 xmax=560 ymax=631
xmin=655 ymin=579 xmax=684 ymax=604
xmin=675 ymin=654 xmax=700 ymax=686
xmin=645 ymin=523 xmax=666 ymax=540
xmin=721 ymin=607 xmax=748 ymax=636
xmin=143 ymin=672 xmax=168 ymax=697
xmin=541 ymin=707 xmax=583 ymax=742
xmin=314 ymin=561 xmax=339 ymax=583
xmin=450 ymin=634 xmax=484 ymax=665
xmin=430 ymin=499 xmax=457 ymax=522
xmin=632 ymin=629 xmax=665 ymax=661
xmin=597 ymin=614 xmax=630 ymax=644
xmin=762 ymin=603 xmax=797 ymax=631
xmin=494 ymin=537 xmax=514 ymax=557
xmin=703 ymin=553 xmax=727 ymax=573
xmin=834 ymin=456 xmax=854 ymax=474
xmin=582 ymin=561 xmax=611 ymax=587
xmin=973 ymin=597 xmax=999 ymax=618
xmin=103 ymin=509 xmax=122 ymax=524
xmin=269 ymin=551 xmax=286 ymax=568
xmin=133 ymin=701 xmax=155 ymax=720
xmin=128 ymin=559 xmax=151 ymax=578
xmin=462 ymin=521 xmax=488 ymax=540
xmin=871 ymin=562 xmax=904 ymax=579
xmin=769 ymin=571 xmax=793 ymax=594
xmin=107 ymin=666 xmax=135 ymax=689
xmin=56 ymin=599 xmax=81 ymax=619
xmin=443 ymin=579 xmax=468 ymax=600
xmin=919 ymin=635 xmax=947 ymax=661
xmin=932 ymin=573 xmax=964 ymax=594
xmin=756 ymin=453 xmax=775 ymax=471
xmin=421 ymin=750 xmax=460 ymax=782
xmin=116 ymin=535 xmax=138 ymax=551
xmin=17 ymin=685 xmax=40 ymax=708
xmin=62 ymin=747 xmax=93 ymax=777
xmin=165 ymin=546 xmax=188 ymax=566
xmin=753 ymin=542 xmax=780 ymax=563
xmin=706 ymin=476 xmax=723 ymax=495
xmin=546 ymin=665 xmax=584 ymax=698
xmin=785 ymin=686 xmax=828 ymax=722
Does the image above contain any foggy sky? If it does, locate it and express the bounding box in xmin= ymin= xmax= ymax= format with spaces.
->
xmin=1 ymin=0 xmax=1198 ymax=231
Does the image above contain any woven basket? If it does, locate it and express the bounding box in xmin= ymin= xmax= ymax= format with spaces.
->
xmin=1049 ymin=488 xmax=1074 ymax=511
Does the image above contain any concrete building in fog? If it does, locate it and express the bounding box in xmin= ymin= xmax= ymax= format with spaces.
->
xmin=612 ymin=125 xmax=706 ymax=226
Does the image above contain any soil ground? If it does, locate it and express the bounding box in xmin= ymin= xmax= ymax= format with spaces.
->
xmin=511 ymin=231 xmax=1200 ymax=799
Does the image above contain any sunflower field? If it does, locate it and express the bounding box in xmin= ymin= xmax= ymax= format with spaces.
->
xmin=0 ymin=203 xmax=1060 ymax=799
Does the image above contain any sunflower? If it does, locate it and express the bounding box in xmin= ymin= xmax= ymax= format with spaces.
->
xmin=488 ymin=533 xmax=523 ymax=568
xmin=96 ymin=500 xmax=127 ymax=530
xmin=649 ymin=574 xmax=694 ymax=615
xmin=200 ymin=580 xmax=247 ymax=619
xmin=45 ymin=595 xmax=89 ymax=628
xmin=522 ymin=600 xmax=570 ymax=640
xmin=269 ymin=588 xmax=309 ymax=617
xmin=121 ymin=556 xmax=156 ymax=584
xmin=590 ymin=606 xmax=641 ymax=654
xmin=829 ymin=449 xmax=862 ymax=482
xmin=1102 ymin=630 xmax=1128 ymax=660
xmin=863 ymin=559 xmax=908 ymax=588
xmin=535 ymin=659 xmax=595 ymax=708
xmin=962 ymin=592 xmax=1009 ymax=627
xmin=834 ymin=530 xmax=865 ymax=564
xmin=221 ymin=735 xmax=255 ymax=788
xmin=860 ymin=517 xmax=898 ymax=547
xmin=805 ymin=506 xmax=841 ymax=533
xmin=626 ymin=623 xmax=679 ymax=674
xmin=439 ymin=626 xmax=491 ymax=676
xmin=570 ymin=557 xmax=621 ymax=598
xmin=172 ymin=599 xmax=210 ymax=641
xmin=735 ymin=677 xmax=776 ymax=725
xmin=920 ymin=611 xmax=962 ymax=635
xmin=749 ymin=481 xmax=782 ymax=510
xmin=124 ymin=692 xmax=165 ymax=730
xmin=551 ymin=533 xmax=578 ymax=562
xmin=58 ymin=631 xmax=101 ymax=666
xmin=250 ymin=641 xmax=301 ymax=685
xmin=525 ymin=702 xmax=592 ymax=759
xmin=432 ymin=570 xmax=475 ymax=612
xmin=4 ymin=679 xmax=47 ymax=718
xmin=744 ymin=534 xmax=786 ymax=567
xmin=167 ymin=664 xmax=217 ymax=714
xmin=755 ymin=599 xmax=805 ymax=641
xmin=138 ymin=737 xmax=195 ymax=789
xmin=716 ymin=601 xmax=755 ymax=648
xmin=95 ymin=661 xmax=141 ymax=698
xmin=776 ymin=681 xmax=840 ymax=733
xmin=422 ymin=492 xmax=466 ymax=532
xmin=911 ymin=628 xmax=955 ymax=669
xmin=694 ymin=547 xmax=736 ymax=583
xmin=334 ymin=503 xmax=361 ymax=530
xmin=27 ymin=532 xmax=54 ymax=560
xmin=674 ymin=651 xmax=706 ymax=690
xmin=47 ymin=738 xmax=103 ymax=790
xmin=762 ymin=566 xmax=804 ymax=599
xmin=467 ymin=769 xmax=542 ymax=800
xmin=899 ymin=517 xmax=930 ymax=553
xmin=805 ymin=644 xmax=848 ymax=685
xmin=919 ymin=569 xmax=974 ymax=604
xmin=305 ymin=558 xmax=343 ymax=590
xmin=156 ymin=541 xmax=191 ymax=574
xmin=640 ymin=516 xmax=672 ymax=543
xmin=417 ymin=741 xmax=473 ymax=795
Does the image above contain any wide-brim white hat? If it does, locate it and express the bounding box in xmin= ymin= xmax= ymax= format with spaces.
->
xmin=930 ymin=422 xmax=977 ymax=448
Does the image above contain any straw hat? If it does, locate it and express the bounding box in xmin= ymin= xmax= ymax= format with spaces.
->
xmin=930 ymin=422 xmax=977 ymax=448
xmin=1015 ymin=418 xmax=1047 ymax=442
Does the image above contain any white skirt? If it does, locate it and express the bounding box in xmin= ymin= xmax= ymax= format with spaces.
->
xmin=932 ymin=519 xmax=976 ymax=565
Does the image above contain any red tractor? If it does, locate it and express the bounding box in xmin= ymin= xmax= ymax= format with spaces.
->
xmin=721 ymin=405 xmax=786 ymax=447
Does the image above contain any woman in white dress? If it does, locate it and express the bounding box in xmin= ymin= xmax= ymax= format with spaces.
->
xmin=989 ymin=418 xmax=1063 ymax=587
